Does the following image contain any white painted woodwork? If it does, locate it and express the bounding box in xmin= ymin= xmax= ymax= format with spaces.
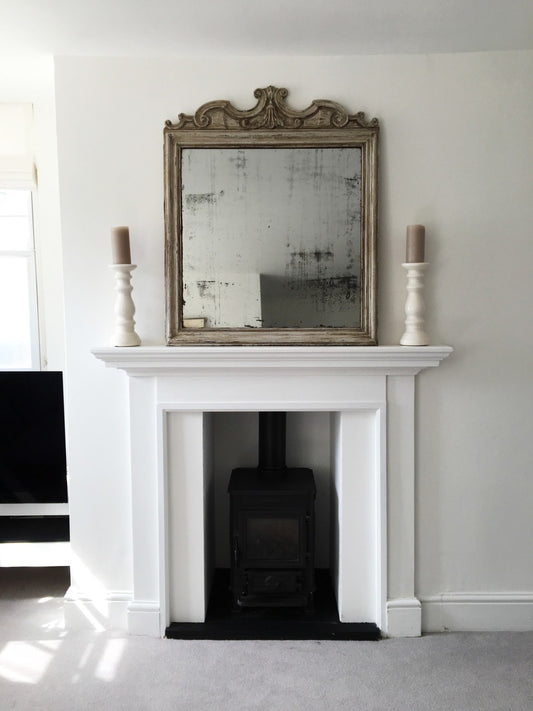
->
xmin=0 ymin=504 xmax=70 ymax=567
xmin=421 ymin=593 xmax=533 ymax=633
xmin=92 ymin=345 xmax=451 ymax=637
xmin=0 ymin=541 xmax=70 ymax=567
xmin=0 ymin=503 xmax=68 ymax=516
xmin=386 ymin=598 xmax=422 ymax=637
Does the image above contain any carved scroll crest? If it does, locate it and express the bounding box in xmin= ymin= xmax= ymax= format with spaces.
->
xmin=165 ymin=85 xmax=379 ymax=131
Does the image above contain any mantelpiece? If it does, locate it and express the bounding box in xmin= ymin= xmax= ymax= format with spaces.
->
xmin=92 ymin=345 xmax=449 ymax=373
xmin=90 ymin=345 xmax=452 ymax=637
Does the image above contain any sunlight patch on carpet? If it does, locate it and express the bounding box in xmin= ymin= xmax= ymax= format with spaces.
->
xmin=0 ymin=639 xmax=62 ymax=684
xmin=94 ymin=638 xmax=126 ymax=682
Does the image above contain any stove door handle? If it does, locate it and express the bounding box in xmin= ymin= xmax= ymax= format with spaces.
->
xmin=232 ymin=536 xmax=240 ymax=566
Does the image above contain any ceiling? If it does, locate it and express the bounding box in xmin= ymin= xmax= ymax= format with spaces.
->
xmin=1 ymin=0 xmax=532 ymax=57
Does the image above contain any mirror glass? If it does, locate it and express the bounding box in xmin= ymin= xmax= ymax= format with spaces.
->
xmin=182 ymin=146 xmax=362 ymax=329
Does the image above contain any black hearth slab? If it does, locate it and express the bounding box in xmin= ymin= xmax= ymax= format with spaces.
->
xmin=165 ymin=619 xmax=380 ymax=641
xmin=165 ymin=569 xmax=381 ymax=641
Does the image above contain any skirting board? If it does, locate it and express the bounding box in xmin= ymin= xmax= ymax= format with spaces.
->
xmin=386 ymin=598 xmax=422 ymax=637
xmin=421 ymin=593 xmax=533 ymax=632
xmin=63 ymin=590 xmax=533 ymax=635
xmin=127 ymin=601 xmax=161 ymax=637
xmin=64 ymin=586 xmax=130 ymax=632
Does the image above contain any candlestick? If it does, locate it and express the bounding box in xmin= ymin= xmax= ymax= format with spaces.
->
xmin=406 ymin=225 xmax=425 ymax=263
xmin=111 ymin=226 xmax=131 ymax=265
xmin=400 ymin=262 xmax=429 ymax=346
xmin=109 ymin=264 xmax=141 ymax=346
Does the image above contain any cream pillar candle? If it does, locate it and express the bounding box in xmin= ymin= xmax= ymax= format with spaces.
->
xmin=406 ymin=225 xmax=425 ymax=263
xmin=111 ymin=226 xmax=131 ymax=265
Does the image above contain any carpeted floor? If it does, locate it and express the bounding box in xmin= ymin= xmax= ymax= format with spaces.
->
xmin=1 ymin=567 xmax=532 ymax=710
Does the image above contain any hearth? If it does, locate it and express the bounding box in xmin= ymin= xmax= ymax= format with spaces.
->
xmin=228 ymin=412 xmax=316 ymax=609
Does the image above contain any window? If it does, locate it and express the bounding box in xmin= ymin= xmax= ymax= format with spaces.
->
xmin=0 ymin=188 xmax=39 ymax=369
xmin=0 ymin=104 xmax=39 ymax=370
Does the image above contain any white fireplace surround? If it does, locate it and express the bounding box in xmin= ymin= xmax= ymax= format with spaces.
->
xmin=90 ymin=345 xmax=451 ymax=638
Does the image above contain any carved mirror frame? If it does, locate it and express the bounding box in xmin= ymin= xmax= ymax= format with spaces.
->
xmin=164 ymin=86 xmax=378 ymax=345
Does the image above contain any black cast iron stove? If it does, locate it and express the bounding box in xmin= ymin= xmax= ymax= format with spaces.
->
xmin=228 ymin=412 xmax=316 ymax=609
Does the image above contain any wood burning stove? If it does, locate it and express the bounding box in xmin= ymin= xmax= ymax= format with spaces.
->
xmin=228 ymin=412 xmax=316 ymax=609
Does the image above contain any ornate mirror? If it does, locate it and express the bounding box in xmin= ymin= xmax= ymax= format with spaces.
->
xmin=164 ymin=86 xmax=378 ymax=345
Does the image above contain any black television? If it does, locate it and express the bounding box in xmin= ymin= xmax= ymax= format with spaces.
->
xmin=0 ymin=371 xmax=68 ymax=504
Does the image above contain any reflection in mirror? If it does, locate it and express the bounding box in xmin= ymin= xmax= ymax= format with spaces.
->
xmin=182 ymin=147 xmax=362 ymax=329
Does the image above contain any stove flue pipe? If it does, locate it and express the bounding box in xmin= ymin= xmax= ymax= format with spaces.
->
xmin=258 ymin=412 xmax=287 ymax=472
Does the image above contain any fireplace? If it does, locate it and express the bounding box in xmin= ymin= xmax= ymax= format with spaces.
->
xmin=228 ymin=412 xmax=316 ymax=610
xmin=89 ymin=345 xmax=451 ymax=637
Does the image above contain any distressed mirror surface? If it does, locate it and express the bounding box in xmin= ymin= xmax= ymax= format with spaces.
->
xmin=164 ymin=86 xmax=378 ymax=345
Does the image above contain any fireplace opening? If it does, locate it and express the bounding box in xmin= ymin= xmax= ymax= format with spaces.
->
xmin=228 ymin=412 xmax=316 ymax=610
xmin=165 ymin=411 xmax=381 ymax=641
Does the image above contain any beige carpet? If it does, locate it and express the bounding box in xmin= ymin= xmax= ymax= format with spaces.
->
xmin=1 ymin=567 xmax=532 ymax=710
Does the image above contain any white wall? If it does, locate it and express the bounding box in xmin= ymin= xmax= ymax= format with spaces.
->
xmin=53 ymin=52 xmax=533 ymax=620
xmin=0 ymin=57 xmax=65 ymax=371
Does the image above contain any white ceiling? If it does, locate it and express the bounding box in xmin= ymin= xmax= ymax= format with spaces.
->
xmin=1 ymin=0 xmax=532 ymax=56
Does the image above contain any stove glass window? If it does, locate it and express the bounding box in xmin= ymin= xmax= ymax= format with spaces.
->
xmin=246 ymin=516 xmax=300 ymax=561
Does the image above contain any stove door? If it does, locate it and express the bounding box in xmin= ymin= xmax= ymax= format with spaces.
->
xmin=239 ymin=511 xmax=306 ymax=568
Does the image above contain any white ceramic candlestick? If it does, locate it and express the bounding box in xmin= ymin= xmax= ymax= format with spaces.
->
xmin=110 ymin=264 xmax=141 ymax=347
xmin=400 ymin=262 xmax=429 ymax=346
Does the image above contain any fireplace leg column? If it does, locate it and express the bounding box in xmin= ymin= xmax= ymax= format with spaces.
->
xmin=386 ymin=375 xmax=421 ymax=637
xmin=127 ymin=376 xmax=161 ymax=636
xmin=330 ymin=409 xmax=385 ymax=626
xmin=167 ymin=412 xmax=212 ymax=624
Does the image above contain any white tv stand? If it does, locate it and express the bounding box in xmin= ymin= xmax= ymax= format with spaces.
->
xmin=0 ymin=502 xmax=70 ymax=567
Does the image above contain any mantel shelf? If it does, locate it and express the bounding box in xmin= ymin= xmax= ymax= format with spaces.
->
xmin=92 ymin=344 xmax=452 ymax=377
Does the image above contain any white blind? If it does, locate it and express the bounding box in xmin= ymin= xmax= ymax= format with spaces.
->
xmin=0 ymin=104 xmax=34 ymax=187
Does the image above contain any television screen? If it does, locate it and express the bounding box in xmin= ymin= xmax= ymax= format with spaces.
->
xmin=0 ymin=371 xmax=68 ymax=503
